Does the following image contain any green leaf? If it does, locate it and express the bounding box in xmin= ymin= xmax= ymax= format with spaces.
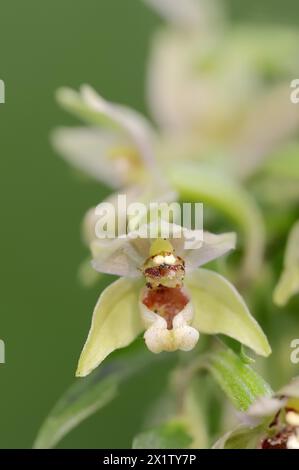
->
xmin=34 ymin=344 xmax=154 ymax=449
xmin=204 ymin=348 xmax=272 ymax=411
xmin=273 ymin=220 xmax=299 ymax=306
xmin=132 ymin=421 xmax=192 ymax=449
xmin=186 ymin=269 xmax=271 ymax=357
xmin=76 ymin=277 xmax=144 ymax=377
xmin=168 ymin=162 xmax=265 ymax=280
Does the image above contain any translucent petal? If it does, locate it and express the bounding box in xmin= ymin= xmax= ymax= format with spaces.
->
xmin=52 ymin=126 xmax=135 ymax=187
xmin=80 ymin=85 xmax=156 ymax=170
xmin=185 ymin=269 xmax=271 ymax=356
xmin=56 ymin=85 xmax=158 ymax=178
xmin=183 ymin=231 xmax=236 ymax=271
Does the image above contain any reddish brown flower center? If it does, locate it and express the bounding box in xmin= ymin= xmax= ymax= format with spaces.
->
xmin=142 ymin=286 xmax=189 ymax=330
xmin=260 ymin=406 xmax=299 ymax=449
xmin=261 ymin=426 xmax=293 ymax=449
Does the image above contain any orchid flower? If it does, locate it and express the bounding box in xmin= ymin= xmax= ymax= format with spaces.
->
xmin=145 ymin=0 xmax=299 ymax=181
xmin=78 ymin=184 xmax=177 ymax=287
xmin=76 ymin=220 xmax=270 ymax=377
xmin=214 ymin=377 xmax=299 ymax=449
xmin=143 ymin=0 xmax=299 ymax=282
xmin=52 ymin=84 xmax=177 ymax=287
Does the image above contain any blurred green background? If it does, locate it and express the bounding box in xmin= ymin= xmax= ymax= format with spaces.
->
xmin=0 ymin=0 xmax=299 ymax=449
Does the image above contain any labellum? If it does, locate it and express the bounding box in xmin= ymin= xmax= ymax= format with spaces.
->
xmin=142 ymin=286 xmax=189 ymax=329
xmin=140 ymin=239 xmax=199 ymax=353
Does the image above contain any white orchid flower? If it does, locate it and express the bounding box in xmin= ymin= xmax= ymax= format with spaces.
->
xmin=76 ymin=221 xmax=270 ymax=377
xmin=53 ymin=85 xmax=177 ymax=287
xmin=52 ymin=84 xmax=160 ymax=188
xmin=146 ymin=11 xmax=299 ymax=177
xmin=79 ymin=182 xmax=176 ymax=288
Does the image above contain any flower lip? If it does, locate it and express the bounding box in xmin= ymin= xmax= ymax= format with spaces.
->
xmin=142 ymin=285 xmax=189 ymax=329
xmin=139 ymin=285 xmax=199 ymax=353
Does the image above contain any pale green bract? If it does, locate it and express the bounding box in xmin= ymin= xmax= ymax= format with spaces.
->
xmin=203 ymin=348 xmax=272 ymax=411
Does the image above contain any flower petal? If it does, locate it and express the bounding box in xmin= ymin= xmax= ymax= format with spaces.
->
xmin=56 ymin=85 xmax=157 ymax=174
xmin=273 ymin=221 xmax=299 ymax=306
xmin=185 ymin=269 xmax=271 ymax=356
xmin=233 ymin=84 xmax=299 ymax=180
xmin=76 ymin=278 xmax=144 ymax=377
xmin=247 ymin=397 xmax=285 ymax=418
xmin=91 ymin=237 xmax=144 ymax=278
xmin=278 ymin=376 xmax=299 ymax=398
xmin=183 ymin=231 xmax=236 ymax=271
xmin=52 ymin=127 xmax=134 ymax=187
xmin=81 ymin=85 xmax=156 ymax=169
